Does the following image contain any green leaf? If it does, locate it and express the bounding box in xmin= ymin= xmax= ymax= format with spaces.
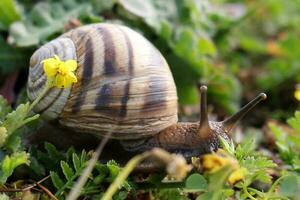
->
xmin=93 ymin=173 xmax=106 ymax=185
xmin=0 ymin=127 xmax=8 ymax=148
xmin=196 ymin=192 xmax=213 ymax=200
xmin=45 ymin=142 xmax=64 ymax=162
xmin=113 ymin=190 xmax=128 ymax=200
xmin=61 ymin=161 xmax=74 ymax=181
xmin=279 ymin=175 xmax=300 ymax=198
xmin=222 ymin=189 xmax=235 ymax=198
xmin=50 ymin=171 xmax=65 ymax=190
xmin=4 ymin=130 xmax=21 ymax=152
xmin=235 ymin=139 xmax=256 ymax=160
xmin=292 ymin=157 xmax=300 ymax=170
xmin=0 ymin=96 xmax=11 ymax=122
xmin=80 ymin=150 xmax=88 ymax=165
xmin=2 ymin=102 xmax=30 ymax=136
xmin=241 ymin=156 xmax=276 ymax=184
xmin=107 ymin=160 xmax=121 ymax=180
xmin=0 ymin=151 xmax=29 ymax=183
xmin=173 ymin=27 xmax=198 ymax=62
xmin=66 ymin=147 xmax=76 ymax=163
xmin=72 ymin=153 xmax=81 ymax=172
xmin=239 ymin=35 xmax=266 ymax=54
xmin=0 ymin=193 xmax=9 ymax=200
xmin=0 ymin=36 xmax=31 ymax=75
xmin=208 ymin=165 xmax=233 ymax=193
xmin=95 ymin=163 xmax=109 ymax=176
xmin=91 ymin=0 xmax=117 ymax=13
xmin=268 ymin=122 xmax=285 ymax=141
xmin=198 ymin=37 xmax=216 ymax=55
xmin=29 ymin=155 xmax=46 ymax=178
xmin=8 ymin=1 xmax=92 ymax=47
xmin=287 ymin=111 xmax=300 ymax=132
xmin=185 ymin=173 xmax=207 ymax=191
xmin=244 ymin=156 xmax=276 ymax=170
xmin=268 ymin=118 xmax=300 ymax=164
xmin=154 ymin=189 xmax=187 ymax=200
xmin=0 ymin=0 xmax=21 ymax=29
xmin=219 ymin=137 xmax=235 ymax=155
xmin=118 ymin=0 xmax=176 ymax=32
xmin=195 ymin=166 xmax=233 ymax=200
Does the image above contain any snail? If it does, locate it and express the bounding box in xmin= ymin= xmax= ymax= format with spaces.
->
xmin=27 ymin=23 xmax=266 ymax=157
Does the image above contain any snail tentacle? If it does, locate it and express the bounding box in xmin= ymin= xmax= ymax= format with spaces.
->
xmin=222 ymin=93 xmax=267 ymax=133
xmin=198 ymin=85 xmax=214 ymax=139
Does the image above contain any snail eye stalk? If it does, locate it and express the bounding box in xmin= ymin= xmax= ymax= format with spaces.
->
xmin=198 ymin=85 xmax=212 ymax=138
xmin=199 ymin=86 xmax=209 ymax=128
xmin=222 ymin=93 xmax=267 ymax=133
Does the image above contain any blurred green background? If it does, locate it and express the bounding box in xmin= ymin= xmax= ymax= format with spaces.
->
xmin=0 ymin=0 xmax=299 ymax=121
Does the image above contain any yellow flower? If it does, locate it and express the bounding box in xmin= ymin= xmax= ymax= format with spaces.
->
xmin=295 ymin=90 xmax=300 ymax=101
xmin=41 ymin=55 xmax=78 ymax=88
xmin=200 ymin=153 xmax=231 ymax=173
xmin=228 ymin=167 xmax=247 ymax=185
xmin=200 ymin=149 xmax=247 ymax=185
xmin=294 ymin=85 xmax=300 ymax=101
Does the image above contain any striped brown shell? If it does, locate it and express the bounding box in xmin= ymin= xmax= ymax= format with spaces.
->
xmin=27 ymin=23 xmax=178 ymax=139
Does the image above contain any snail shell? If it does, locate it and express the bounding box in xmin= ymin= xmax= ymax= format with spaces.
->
xmin=27 ymin=23 xmax=178 ymax=139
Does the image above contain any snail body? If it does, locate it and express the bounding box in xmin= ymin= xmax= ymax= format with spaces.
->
xmin=27 ymin=23 xmax=266 ymax=156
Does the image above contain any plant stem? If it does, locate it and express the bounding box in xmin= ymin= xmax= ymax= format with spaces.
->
xmin=264 ymin=175 xmax=288 ymax=200
xmin=242 ymin=183 xmax=256 ymax=200
xmin=16 ymin=114 xmax=40 ymax=130
xmin=28 ymin=79 xmax=53 ymax=113
xmin=101 ymin=152 xmax=151 ymax=200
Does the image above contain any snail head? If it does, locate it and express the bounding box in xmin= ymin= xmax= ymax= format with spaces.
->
xmin=197 ymin=85 xmax=267 ymax=151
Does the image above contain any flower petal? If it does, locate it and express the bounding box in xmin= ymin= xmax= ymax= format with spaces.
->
xmin=67 ymin=72 xmax=78 ymax=83
xmin=57 ymin=63 xmax=69 ymax=75
xmin=42 ymin=58 xmax=59 ymax=77
xmin=54 ymin=55 xmax=61 ymax=62
xmin=201 ymin=154 xmax=230 ymax=173
xmin=228 ymin=168 xmax=247 ymax=185
xmin=65 ymin=60 xmax=77 ymax=71
xmin=63 ymin=73 xmax=77 ymax=88
xmin=55 ymin=75 xmax=66 ymax=88
xmin=294 ymin=90 xmax=300 ymax=101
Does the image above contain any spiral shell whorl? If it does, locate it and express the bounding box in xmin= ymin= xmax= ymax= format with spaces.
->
xmin=27 ymin=38 xmax=77 ymax=120
xmin=27 ymin=23 xmax=178 ymax=139
xmin=60 ymin=24 xmax=178 ymax=139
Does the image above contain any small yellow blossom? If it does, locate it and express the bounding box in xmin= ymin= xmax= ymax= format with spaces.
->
xmin=228 ymin=167 xmax=247 ymax=185
xmin=295 ymin=90 xmax=300 ymax=101
xmin=200 ymin=149 xmax=246 ymax=185
xmin=41 ymin=55 xmax=78 ymax=88
xmin=294 ymin=84 xmax=300 ymax=101
xmin=200 ymin=153 xmax=231 ymax=173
